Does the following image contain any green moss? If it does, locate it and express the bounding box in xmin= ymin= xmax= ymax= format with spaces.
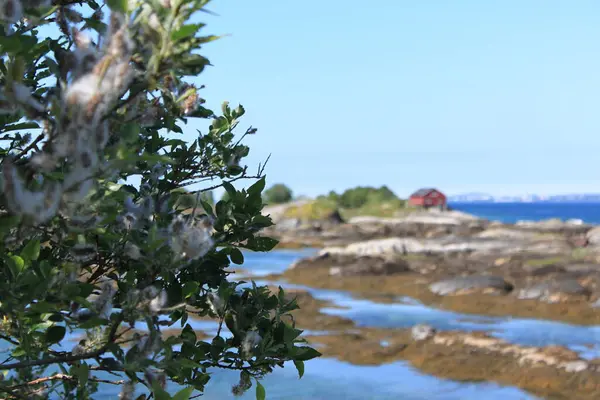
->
xmin=524 ymin=257 xmax=565 ymax=267
xmin=571 ymin=248 xmax=590 ymax=261
xmin=282 ymin=198 xmax=339 ymax=220
xmin=282 ymin=197 xmax=415 ymax=221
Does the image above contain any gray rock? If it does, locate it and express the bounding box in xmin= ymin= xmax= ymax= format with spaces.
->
xmin=429 ymin=275 xmax=513 ymax=296
xmin=517 ymin=279 xmax=590 ymax=303
xmin=475 ymin=228 xmax=541 ymax=241
xmin=275 ymin=218 xmax=301 ymax=231
xmin=561 ymin=360 xmax=588 ymax=373
xmin=564 ymin=264 xmax=600 ymax=274
xmin=587 ymin=226 xmax=600 ymax=246
xmin=411 ymin=324 xmax=436 ymax=341
xmin=522 ymin=264 xmax=565 ymax=276
xmin=328 ymin=256 xmax=410 ymax=277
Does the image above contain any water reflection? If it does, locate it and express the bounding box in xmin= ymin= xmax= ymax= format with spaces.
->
xmin=238 ymin=250 xmax=600 ymax=356
xmin=200 ymin=358 xmax=538 ymax=400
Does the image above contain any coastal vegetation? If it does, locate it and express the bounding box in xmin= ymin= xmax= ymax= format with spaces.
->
xmin=0 ymin=1 xmax=318 ymax=399
xmin=263 ymin=183 xmax=293 ymax=205
xmin=278 ymin=185 xmax=411 ymax=220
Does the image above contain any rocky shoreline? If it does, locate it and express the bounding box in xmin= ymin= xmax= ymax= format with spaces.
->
xmin=245 ymin=205 xmax=600 ymax=398
xmin=263 ymin=206 xmax=600 ymax=323
xmin=193 ymin=287 xmax=600 ymax=399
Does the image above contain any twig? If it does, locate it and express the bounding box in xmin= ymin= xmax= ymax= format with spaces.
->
xmin=257 ymin=153 xmax=271 ymax=176
xmin=0 ymin=386 xmax=28 ymax=400
xmin=8 ymin=374 xmax=125 ymax=388
xmin=12 ymin=133 xmax=45 ymax=161
xmin=0 ymin=335 xmax=19 ymax=346
xmin=215 ymin=302 xmax=229 ymax=338
xmin=0 ymin=315 xmax=123 ymax=370
xmin=188 ymin=173 xmax=263 ymax=194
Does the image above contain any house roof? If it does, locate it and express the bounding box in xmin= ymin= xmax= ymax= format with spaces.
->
xmin=410 ymin=188 xmax=441 ymax=197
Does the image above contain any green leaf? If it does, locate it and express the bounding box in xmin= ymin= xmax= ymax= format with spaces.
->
xmin=7 ymin=255 xmax=25 ymax=276
xmin=255 ymin=380 xmax=266 ymax=400
xmin=121 ymin=122 xmax=140 ymax=143
xmin=152 ymin=381 xmax=172 ymax=400
xmin=172 ymin=387 xmax=194 ymax=400
xmin=283 ymin=323 xmax=303 ymax=343
xmin=2 ymin=122 xmax=40 ymax=132
xmin=247 ymin=176 xmax=266 ymax=197
xmin=77 ymin=363 xmax=89 ymax=386
xmin=252 ymin=215 xmax=273 ymax=228
xmin=45 ymin=325 xmax=66 ymax=344
xmin=21 ymin=239 xmax=40 ymax=262
xmin=293 ymin=360 xmax=305 ymax=379
xmin=11 ymin=347 xmax=26 ymax=358
xmin=182 ymin=282 xmax=199 ymax=299
xmin=172 ymin=24 xmax=204 ymax=41
xmin=106 ymin=0 xmax=128 ymax=12
xmin=294 ymin=346 xmax=321 ymax=361
xmin=229 ymin=248 xmax=244 ymax=265
xmin=177 ymin=358 xmax=201 ymax=369
xmin=222 ymin=182 xmax=236 ymax=199
xmin=246 ymin=236 xmax=279 ymax=252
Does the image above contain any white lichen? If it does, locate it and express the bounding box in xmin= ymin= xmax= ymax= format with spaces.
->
xmin=168 ymin=215 xmax=214 ymax=261
xmin=123 ymin=242 xmax=141 ymax=260
xmin=241 ymin=330 xmax=261 ymax=357
xmin=118 ymin=381 xmax=135 ymax=400
xmin=207 ymin=292 xmax=224 ymax=316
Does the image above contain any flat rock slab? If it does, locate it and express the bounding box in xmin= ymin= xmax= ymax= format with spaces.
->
xmin=429 ymin=275 xmax=513 ymax=296
xmin=564 ymin=264 xmax=600 ymax=274
xmin=518 ymin=279 xmax=591 ymax=303
xmin=329 ymin=256 xmax=411 ymax=277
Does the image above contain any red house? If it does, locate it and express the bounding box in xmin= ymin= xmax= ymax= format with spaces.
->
xmin=408 ymin=188 xmax=447 ymax=209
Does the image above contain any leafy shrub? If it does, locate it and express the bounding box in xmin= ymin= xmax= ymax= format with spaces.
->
xmin=0 ymin=1 xmax=319 ymax=399
xmin=263 ymin=183 xmax=293 ymax=204
xmin=338 ymin=186 xmax=399 ymax=209
xmin=282 ymin=198 xmax=338 ymax=221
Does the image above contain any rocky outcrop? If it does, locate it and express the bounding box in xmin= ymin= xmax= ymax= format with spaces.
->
xmin=349 ymin=209 xmax=483 ymax=226
xmin=429 ymin=275 xmax=513 ymax=296
xmin=516 ymin=218 xmax=591 ymax=233
xmin=318 ymin=235 xmax=572 ymax=258
xmin=414 ymin=326 xmax=594 ymax=374
xmin=329 ymin=256 xmax=410 ymax=277
xmin=517 ymin=279 xmax=591 ymax=303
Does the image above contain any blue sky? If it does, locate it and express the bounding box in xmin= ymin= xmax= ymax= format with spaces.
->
xmin=182 ymin=0 xmax=600 ymax=198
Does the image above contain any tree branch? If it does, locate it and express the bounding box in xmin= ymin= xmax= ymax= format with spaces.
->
xmin=188 ymin=173 xmax=263 ymax=194
xmin=12 ymin=132 xmax=45 ymax=161
xmin=8 ymin=374 xmax=125 ymax=389
xmin=0 ymin=315 xmax=123 ymax=370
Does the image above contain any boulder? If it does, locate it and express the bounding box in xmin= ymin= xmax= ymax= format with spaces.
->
xmin=517 ymin=279 xmax=590 ymax=303
xmin=587 ymin=226 xmax=600 ymax=246
xmin=320 ymin=237 xmax=529 ymax=258
xmin=429 ymin=275 xmax=513 ymax=296
xmin=411 ymin=324 xmax=436 ymax=341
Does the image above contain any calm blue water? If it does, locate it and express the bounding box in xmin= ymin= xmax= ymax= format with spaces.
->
xmin=450 ymin=202 xmax=600 ymax=224
xmin=44 ymin=247 xmax=600 ymax=399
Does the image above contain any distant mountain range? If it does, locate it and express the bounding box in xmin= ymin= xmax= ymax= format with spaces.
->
xmin=447 ymin=193 xmax=600 ymax=203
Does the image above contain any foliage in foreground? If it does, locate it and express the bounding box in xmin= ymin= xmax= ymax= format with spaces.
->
xmin=0 ymin=0 xmax=319 ymax=399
